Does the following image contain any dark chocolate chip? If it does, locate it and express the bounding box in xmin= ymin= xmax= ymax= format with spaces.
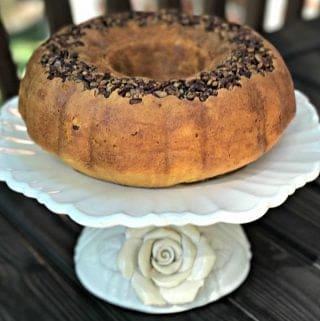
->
xmin=40 ymin=11 xmax=274 ymax=104
xmin=129 ymin=98 xmax=142 ymax=104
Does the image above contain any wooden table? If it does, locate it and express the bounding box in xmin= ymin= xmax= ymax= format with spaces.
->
xmin=1 ymin=18 xmax=320 ymax=321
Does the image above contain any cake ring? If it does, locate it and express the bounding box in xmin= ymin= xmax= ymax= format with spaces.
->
xmin=19 ymin=11 xmax=296 ymax=187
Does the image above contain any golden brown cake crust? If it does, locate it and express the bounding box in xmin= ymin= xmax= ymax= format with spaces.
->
xmin=19 ymin=12 xmax=296 ymax=187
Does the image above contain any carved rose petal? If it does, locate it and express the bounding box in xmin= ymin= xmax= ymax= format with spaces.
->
xmin=152 ymin=239 xmax=182 ymax=263
xmin=117 ymin=238 xmax=142 ymax=279
xmin=188 ymin=236 xmax=216 ymax=281
xmin=159 ymin=280 xmax=204 ymax=304
xmin=151 ymin=238 xmax=182 ymax=275
xmin=126 ymin=227 xmax=154 ymax=239
xmin=144 ymin=227 xmax=181 ymax=243
xmin=138 ymin=239 xmax=154 ymax=278
xmin=179 ymin=234 xmax=197 ymax=272
xmin=174 ymin=225 xmax=200 ymax=244
xmin=152 ymin=257 xmax=182 ymax=275
xmin=131 ymin=272 xmax=166 ymax=306
xmin=151 ymin=269 xmax=191 ymax=288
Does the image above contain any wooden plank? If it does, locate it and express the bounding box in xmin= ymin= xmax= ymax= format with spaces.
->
xmin=232 ymin=224 xmax=320 ymax=321
xmin=180 ymin=0 xmax=194 ymax=15
xmin=0 ymin=183 xmax=80 ymax=278
xmin=244 ymin=0 xmax=266 ymax=31
xmin=287 ymin=50 xmax=320 ymax=114
xmin=264 ymin=18 xmax=320 ymax=59
xmin=203 ymin=0 xmax=226 ymax=17
xmin=158 ymin=0 xmax=181 ymax=10
xmin=43 ymin=0 xmax=73 ymax=34
xmin=285 ymin=0 xmax=304 ymax=25
xmin=259 ymin=205 xmax=320 ymax=261
xmin=105 ymin=0 xmax=131 ymax=13
xmin=0 ymin=183 xmax=254 ymax=321
xmin=0 ymin=20 xmax=19 ymax=101
xmin=0 ymin=214 xmax=128 ymax=321
xmin=293 ymin=78 xmax=320 ymax=111
xmin=285 ymin=184 xmax=320 ymax=227
xmin=287 ymin=52 xmax=320 ymax=88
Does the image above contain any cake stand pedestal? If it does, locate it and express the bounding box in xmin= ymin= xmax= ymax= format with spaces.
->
xmin=75 ymin=223 xmax=251 ymax=313
xmin=0 ymin=91 xmax=319 ymax=314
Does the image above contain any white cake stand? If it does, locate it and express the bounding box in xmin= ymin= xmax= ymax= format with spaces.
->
xmin=0 ymin=91 xmax=319 ymax=313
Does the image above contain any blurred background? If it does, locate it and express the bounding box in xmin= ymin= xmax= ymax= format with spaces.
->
xmin=0 ymin=0 xmax=319 ymax=103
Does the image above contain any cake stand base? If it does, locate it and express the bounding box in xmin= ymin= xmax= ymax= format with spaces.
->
xmin=75 ymin=223 xmax=251 ymax=314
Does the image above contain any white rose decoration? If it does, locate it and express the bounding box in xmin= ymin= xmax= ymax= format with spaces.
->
xmin=117 ymin=225 xmax=216 ymax=306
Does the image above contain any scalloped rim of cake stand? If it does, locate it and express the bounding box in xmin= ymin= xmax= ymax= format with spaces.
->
xmin=0 ymin=90 xmax=319 ymax=228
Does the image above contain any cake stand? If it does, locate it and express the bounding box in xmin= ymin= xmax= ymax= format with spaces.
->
xmin=0 ymin=91 xmax=319 ymax=313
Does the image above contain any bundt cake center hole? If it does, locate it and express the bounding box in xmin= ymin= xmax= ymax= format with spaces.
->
xmin=109 ymin=43 xmax=207 ymax=80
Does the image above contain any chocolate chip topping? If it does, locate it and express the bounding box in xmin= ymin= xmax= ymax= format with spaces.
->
xmin=40 ymin=11 xmax=274 ymax=104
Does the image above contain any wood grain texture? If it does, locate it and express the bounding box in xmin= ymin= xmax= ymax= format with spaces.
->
xmin=264 ymin=18 xmax=320 ymax=59
xmin=180 ymin=0 xmax=193 ymax=15
xmin=0 ymin=214 xmax=120 ymax=321
xmin=158 ymin=0 xmax=181 ymax=10
xmin=203 ymin=0 xmax=226 ymax=17
xmin=293 ymin=78 xmax=320 ymax=110
xmin=287 ymin=52 xmax=320 ymax=89
xmin=233 ymin=224 xmax=320 ymax=321
xmin=244 ymin=0 xmax=267 ymax=31
xmin=105 ymin=0 xmax=131 ymax=13
xmin=43 ymin=0 xmax=73 ymax=34
xmin=285 ymin=0 xmax=304 ymax=25
xmin=0 ymin=19 xmax=19 ymax=100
